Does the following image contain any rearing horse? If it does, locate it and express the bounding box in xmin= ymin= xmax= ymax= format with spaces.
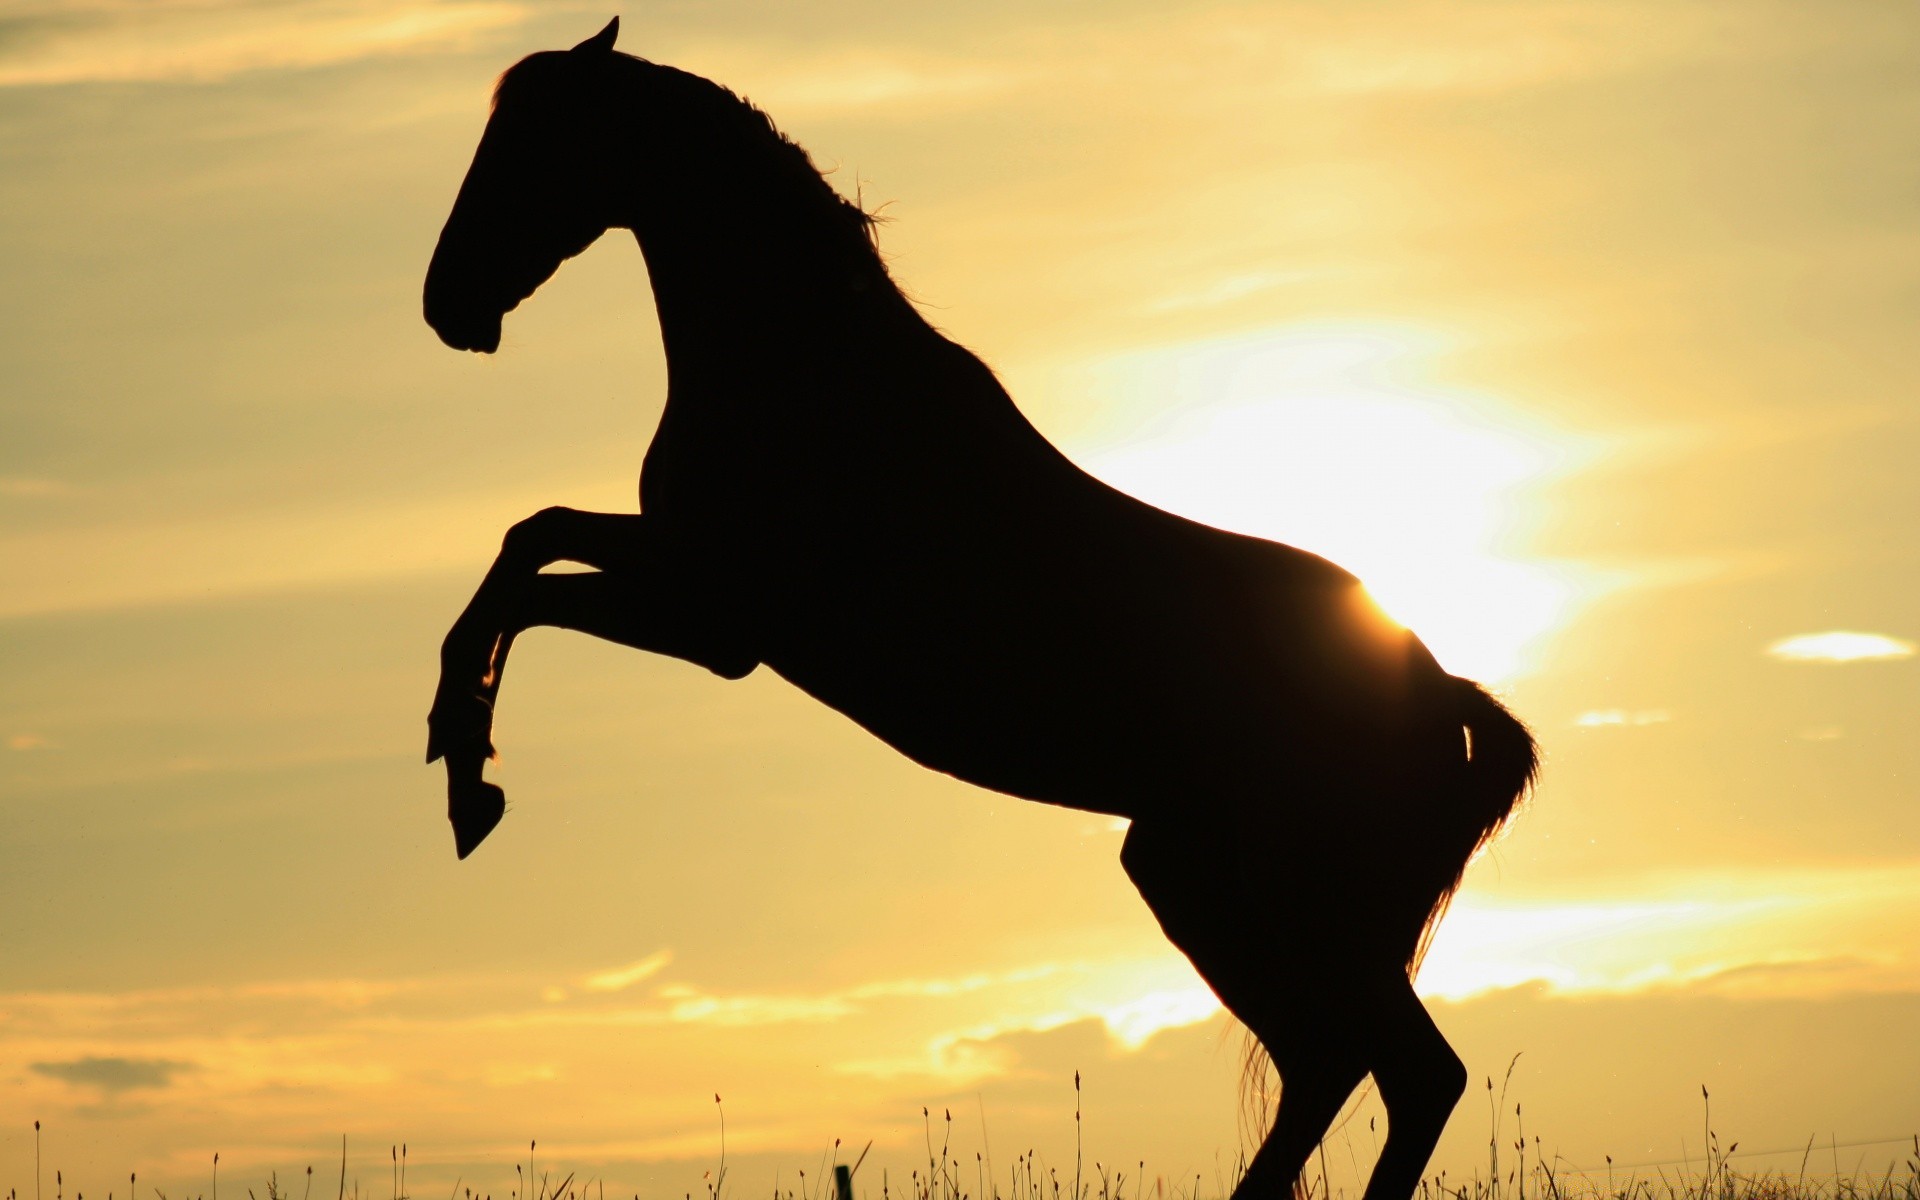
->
xmin=422 ymin=20 xmax=1537 ymax=1200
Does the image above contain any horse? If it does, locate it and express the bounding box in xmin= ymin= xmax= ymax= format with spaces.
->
xmin=420 ymin=19 xmax=1537 ymax=1200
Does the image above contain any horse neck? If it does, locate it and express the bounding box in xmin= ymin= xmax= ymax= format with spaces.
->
xmin=615 ymin=95 xmax=913 ymax=378
xmin=633 ymin=214 xmax=879 ymax=376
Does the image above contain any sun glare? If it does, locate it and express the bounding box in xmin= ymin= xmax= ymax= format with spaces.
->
xmin=1065 ymin=326 xmax=1591 ymax=682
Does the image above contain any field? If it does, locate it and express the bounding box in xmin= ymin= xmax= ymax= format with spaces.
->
xmin=15 ymin=1083 xmax=1919 ymax=1200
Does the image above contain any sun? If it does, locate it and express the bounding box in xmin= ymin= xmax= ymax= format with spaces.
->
xmin=1058 ymin=323 xmax=1591 ymax=683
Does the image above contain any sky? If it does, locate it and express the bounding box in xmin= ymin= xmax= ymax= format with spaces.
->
xmin=2 ymin=0 xmax=1918 ymax=1196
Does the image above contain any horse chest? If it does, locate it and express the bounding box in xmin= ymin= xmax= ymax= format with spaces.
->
xmin=637 ymin=400 xmax=770 ymax=521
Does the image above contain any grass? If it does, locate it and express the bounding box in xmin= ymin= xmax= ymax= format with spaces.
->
xmin=12 ymin=1087 xmax=1920 ymax=1200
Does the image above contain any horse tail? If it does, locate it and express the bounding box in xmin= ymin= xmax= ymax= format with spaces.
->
xmin=1408 ymin=675 xmax=1539 ymax=972
xmin=1455 ymin=676 xmax=1538 ymax=847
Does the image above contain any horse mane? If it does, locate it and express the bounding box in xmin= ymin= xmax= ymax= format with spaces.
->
xmin=493 ymin=51 xmax=886 ymax=267
xmin=716 ymin=82 xmax=885 ymax=255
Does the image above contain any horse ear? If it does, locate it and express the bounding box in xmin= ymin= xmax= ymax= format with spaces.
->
xmin=572 ymin=16 xmax=618 ymax=54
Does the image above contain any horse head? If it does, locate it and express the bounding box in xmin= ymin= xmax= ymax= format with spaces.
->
xmin=424 ymin=18 xmax=626 ymax=353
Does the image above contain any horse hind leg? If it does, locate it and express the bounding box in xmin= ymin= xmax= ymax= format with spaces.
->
xmin=1227 ymin=974 xmax=1463 ymax=1200
xmin=1358 ymin=977 xmax=1466 ymax=1200
xmin=1121 ymin=826 xmax=1463 ymax=1200
xmin=1231 ymin=1017 xmax=1369 ymax=1199
xmin=1121 ymin=825 xmax=1362 ymax=1197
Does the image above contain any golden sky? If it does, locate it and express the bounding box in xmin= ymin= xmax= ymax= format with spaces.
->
xmin=3 ymin=1 xmax=1917 ymax=1196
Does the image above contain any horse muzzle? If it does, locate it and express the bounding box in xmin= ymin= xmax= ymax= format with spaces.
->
xmin=422 ymin=273 xmax=505 ymax=352
xmin=428 ymin=309 xmax=503 ymax=354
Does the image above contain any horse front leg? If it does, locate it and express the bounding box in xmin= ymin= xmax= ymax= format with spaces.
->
xmin=426 ymin=507 xmax=754 ymax=858
xmin=427 ymin=507 xmax=631 ymax=768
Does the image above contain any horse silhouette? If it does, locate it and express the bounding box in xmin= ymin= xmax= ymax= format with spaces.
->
xmin=421 ymin=19 xmax=1537 ymax=1200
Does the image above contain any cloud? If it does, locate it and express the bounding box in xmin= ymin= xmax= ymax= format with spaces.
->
xmin=0 ymin=478 xmax=564 ymax=619
xmin=658 ymin=0 xmax=1753 ymax=136
xmin=1687 ymin=954 xmax=1891 ymax=993
xmin=659 ymin=987 xmax=857 ymax=1026
xmin=701 ymin=45 xmax=1020 ymax=118
xmin=1765 ymin=630 xmax=1916 ymax=663
xmin=481 ymin=958 xmax=1218 ymax=1063
xmin=0 ymin=0 xmax=528 ymax=88
xmin=581 ymin=949 xmax=673 ymax=993
xmin=1573 ymin=709 xmax=1672 ymax=728
xmin=0 ymin=977 xmax=420 ymax=1043
xmin=29 ymin=1055 xmax=193 ymax=1093
xmin=640 ymin=964 xmax=1071 ymax=1029
xmin=1420 ymin=862 xmax=1920 ymax=1001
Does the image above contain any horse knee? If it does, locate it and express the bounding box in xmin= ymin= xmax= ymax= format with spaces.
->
xmin=1403 ymin=1040 xmax=1466 ymax=1108
xmin=502 ymin=505 xmax=576 ymax=561
xmin=1436 ymin=1042 xmax=1467 ymax=1098
xmin=1374 ymin=1019 xmax=1465 ymax=1133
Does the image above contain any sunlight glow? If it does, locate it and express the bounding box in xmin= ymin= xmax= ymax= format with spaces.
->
xmin=1766 ymin=630 xmax=1916 ymax=663
xmin=1420 ymin=863 xmax=1920 ymax=1000
xmin=1097 ymin=985 xmax=1222 ymax=1048
xmin=1069 ymin=326 xmax=1594 ymax=682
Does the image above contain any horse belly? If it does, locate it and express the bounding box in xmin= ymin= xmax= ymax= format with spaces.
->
xmin=768 ymin=609 xmax=1185 ymax=818
xmin=779 ymin=678 xmax=1144 ymax=816
xmin=766 ymin=594 xmax=1313 ymax=821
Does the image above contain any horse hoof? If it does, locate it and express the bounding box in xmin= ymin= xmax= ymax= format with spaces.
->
xmin=449 ymin=780 xmax=507 ymax=859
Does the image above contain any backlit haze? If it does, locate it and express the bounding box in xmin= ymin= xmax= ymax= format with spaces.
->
xmin=3 ymin=2 xmax=1917 ymax=1195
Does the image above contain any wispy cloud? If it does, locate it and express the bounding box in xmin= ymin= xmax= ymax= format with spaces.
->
xmin=0 ymin=0 xmax=528 ymax=87
xmin=704 ymin=46 xmax=1020 ymax=118
xmin=669 ymin=0 xmax=1749 ymax=130
xmin=1766 ymin=630 xmax=1916 ymax=663
xmin=1574 ymin=709 xmax=1672 ymax=728
xmin=0 ymin=479 xmax=573 ymax=619
xmin=580 ymin=950 xmax=673 ymax=993
xmin=0 ymin=977 xmax=421 ymax=1041
xmin=544 ymin=963 xmax=1077 ymax=1029
xmin=655 ymin=986 xmax=855 ymax=1027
